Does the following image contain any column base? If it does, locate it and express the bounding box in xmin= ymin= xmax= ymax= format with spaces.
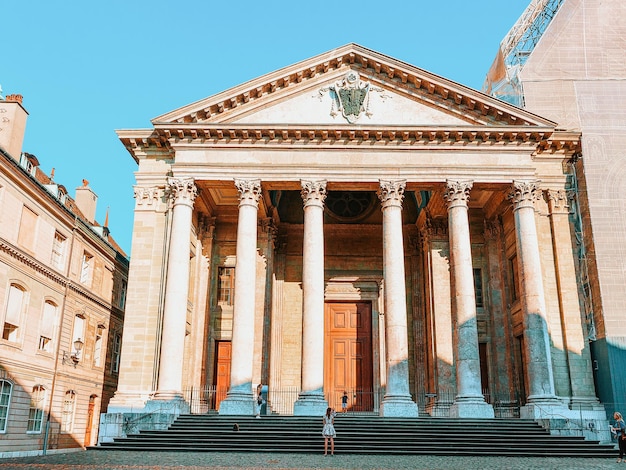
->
xmin=153 ymin=390 xmax=184 ymax=401
xmin=293 ymin=391 xmax=328 ymax=416
xmin=450 ymin=398 xmax=494 ymax=418
xmin=98 ymin=397 xmax=187 ymax=444
xmin=218 ymin=392 xmax=255 ymax=416
xmin=380 ymin=396 xmax=418 ymax=417
xmin=106 ymin=391 xmax=151 ymax=413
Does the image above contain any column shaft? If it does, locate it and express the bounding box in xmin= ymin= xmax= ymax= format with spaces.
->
xmin=509 ymin=181 xmax=558 ymax=405
xmin=219 ymin=179 xmax=261 ymax=415
xmin=294 ymin=180 xmax=328 ymax=416
xmin=378 ymin=180 xmax=418 ymax=417
xmin=444 ymin=180 xmax=493 ymax=418
xmin=155 ymin=178 xmax=197 ymax=400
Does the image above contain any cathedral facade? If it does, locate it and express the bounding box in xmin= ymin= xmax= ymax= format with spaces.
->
xmin=106 ymin=44 xmax=606 ymax=437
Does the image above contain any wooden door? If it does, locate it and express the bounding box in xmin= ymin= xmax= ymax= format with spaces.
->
xmin=84 ymin=396 xmax=96 ymax=447
xmin=214 ymin=341 xmax=231 ymax=409
xmin=325 ymin=302 xmax=373 ymax=412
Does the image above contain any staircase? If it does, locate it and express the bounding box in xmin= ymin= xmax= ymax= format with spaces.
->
xmin=94 ymin=414 xmax=616 ymax=457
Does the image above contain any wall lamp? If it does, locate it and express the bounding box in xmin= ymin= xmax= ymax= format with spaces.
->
xmin=62 ymin=338 xmax=84 ymax=367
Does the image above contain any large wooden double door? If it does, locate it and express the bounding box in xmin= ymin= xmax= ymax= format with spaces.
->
xmin=324 ymin=302 xmax=373 ymax=412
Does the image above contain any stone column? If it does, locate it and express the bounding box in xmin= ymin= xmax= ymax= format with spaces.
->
xmin=378 ymin=180 xmax=418 ymax=417
xmin=444 ymin=180 xmax=494 ymax=418
xmin=484 ymin=219 xmax=514 ymax=400
xmin=294 ymin=180 xmax=329 ymax=416
xmin=219 ymin=179 xmax=262 ymax=415
xmin=509 ymin=181 xmax=560 ymax=416
xmin=154 ymin=177 xmax=197 ymax=402
xmin=190 ymin=216 xmax=216 ymax=388
xmin=545 ymin=189 xmax=600 ymax=408
xmin=421 ymin=218 xmax=455 ymax=415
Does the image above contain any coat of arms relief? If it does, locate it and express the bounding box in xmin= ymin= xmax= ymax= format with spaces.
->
xmin=318 ymin=71 xmax=389 ymax=123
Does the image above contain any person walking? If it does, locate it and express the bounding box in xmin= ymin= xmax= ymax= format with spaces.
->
xmin=612 ymin=411 xmax=626 ymax=463
xmin=322 ymin=407 xmax=336 ymax=456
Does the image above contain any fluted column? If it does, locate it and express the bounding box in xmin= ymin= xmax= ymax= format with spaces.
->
xmin=219 ymin=179 xmax=262 ymax=415
xmin=154 ymin=177 xmax=197 ymax=401
xmin=444 ymin=180 xmax=494 ymax=418
xmin=294 ymin=180 xmax=328 ymax=416
xmin=378 ymin=180 xmax=418 ymax=417
xmin=545 ymin=189 xmax=600 ymax=407
xmin=509 ymin=181 xmax=560 ymax=415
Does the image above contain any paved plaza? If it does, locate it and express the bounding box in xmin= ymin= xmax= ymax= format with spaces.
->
xmin=0 ymin=450 xmax=620 ymax=470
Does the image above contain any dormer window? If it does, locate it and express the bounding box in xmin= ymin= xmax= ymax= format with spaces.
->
xmin=19 ymin=153 xmax=39 ymax=177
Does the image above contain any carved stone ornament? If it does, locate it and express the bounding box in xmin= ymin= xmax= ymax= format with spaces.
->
xmin=167 ymin=177 xmax=198 ymax=205
xmin=234 ymin=179 xmax=262 ymax=207
xmin=443 ymin=180 xmax=473 ymax=209
xmin=546 ymin=189 xmax=569 ymax=214
xmin=300 ymin=180 xmax=327 ymax=208
xmin=318 ymin=71 xmax=388 ymax=123
xmin=377 ymin=180 xmax=406 ymax=209
xmin=508 ymin=180 xmax=540 ymax=210
xmin=133 ymin=186 xmax=162 ymax=206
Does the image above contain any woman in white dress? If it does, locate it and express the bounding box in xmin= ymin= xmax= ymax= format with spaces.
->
xmin=322 ymin=407 xmax=336 ymax=456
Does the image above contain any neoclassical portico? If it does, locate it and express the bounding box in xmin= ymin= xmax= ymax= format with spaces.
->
xmin=106 ymin=44 xmax=606 ymax=436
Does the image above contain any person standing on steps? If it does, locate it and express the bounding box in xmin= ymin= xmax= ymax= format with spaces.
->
xmin=611 ymin=411 xmax=626 ymax=463
xmin=322 ymin=407 xmax=336 ymax=456
xmin=255 ymin=384 xmax=264 ymax=419
xmin=341 ymin=391 xmax=349 ymax=413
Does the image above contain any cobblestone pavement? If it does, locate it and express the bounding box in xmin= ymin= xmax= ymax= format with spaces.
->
xmin=0 ymin=451 xmax=621 ymax=470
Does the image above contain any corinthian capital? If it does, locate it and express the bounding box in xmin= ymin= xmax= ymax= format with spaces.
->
xmin=167 ymin=177 xmax=197 ymax=206
xmin=545 ymin=189 xmax=569 ymax=214
xmin=235 ymin=179 xmax=262 ymax=207
xmin=300 ymin=180 xmax=327 ymax=208
xmin=378 ymin=180 xmax=406 ymax=209
xmin=443 ymin=180 xmax=473 ymax=209
xmin=508 ymin=180 xmax=540 ymax=210
xmin=133 ymin=186 xmax=162 ymax=206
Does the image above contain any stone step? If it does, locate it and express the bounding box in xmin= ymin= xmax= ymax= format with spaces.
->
xmin=92 ymin=415 xmax=617 ymax=457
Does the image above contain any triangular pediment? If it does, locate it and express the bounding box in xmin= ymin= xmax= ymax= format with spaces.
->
xmin=153 ymin=44 xmax=555 ymax=129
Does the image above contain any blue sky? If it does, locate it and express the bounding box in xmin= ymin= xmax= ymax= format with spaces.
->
xmin=2 ymin=0 xmax=530 ymax=254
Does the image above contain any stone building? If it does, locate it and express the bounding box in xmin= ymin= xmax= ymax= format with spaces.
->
xmin=485 ymin=0 xmax=626 ymax=416
xmin=0 ymin=94 xmax=128 ymax=456
xmin=106 ymin=42 xmax=608 ymax=439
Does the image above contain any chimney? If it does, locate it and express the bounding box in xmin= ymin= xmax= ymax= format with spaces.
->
xmin=75 ymin=179 xmax=98 ymax=224
xmin=0 ymin=94 xmax=29 ymax=160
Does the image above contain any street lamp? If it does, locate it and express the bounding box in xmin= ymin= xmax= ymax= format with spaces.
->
xmin=62 ymin=338 xmax=84 ymax=367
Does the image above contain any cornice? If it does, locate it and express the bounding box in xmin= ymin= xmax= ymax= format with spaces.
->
xmin=0 ymin=238 xmax=67 ymax=286
xmin=0 ymin=238 xmax=114 ymax=311
xmin=118 ymin=125 xmax=579 ymax=154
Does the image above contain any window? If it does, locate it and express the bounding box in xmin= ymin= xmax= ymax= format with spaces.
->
xmin=38 ymin=301 xmax=58 ymax=353
xmin=0 ymin=380 xmax=12 ymax=432
xmin=111 ymin=332 xmax=121 ymax=374
xmin=119 ymin=280 xmax=127 ymax=309
xmin=27 ymin=386 xmax=45 ymax=433
xmin=80 ymin=252 xmax=93 ymax=285
xmin=61 ymin=390 xmax=76 ymax=433
xmin=217 ymin=267 xmax=235 ymax=306
xmin=509 ymin=255 xmax=520 ymax=302
xmin=17 ymin=206 xmax=38 ymax=251
xmin=51 ymin=231 xmax=67 ymax=269
xmin=93 ymin=325 xmax=104 ymax=367
xmin=112 ymin=278 xmax=127 ymax=309
xmin=3 ymin=283 xmax=25 ymax=342
xmin=473 ymin=268 xmax=484 ymax=308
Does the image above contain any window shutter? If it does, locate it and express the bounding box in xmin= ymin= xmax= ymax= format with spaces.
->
xmin=41 ymin=302 xmax=57 ymax=339
xmin=5 ymin=285 xmax=24 ymax=325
